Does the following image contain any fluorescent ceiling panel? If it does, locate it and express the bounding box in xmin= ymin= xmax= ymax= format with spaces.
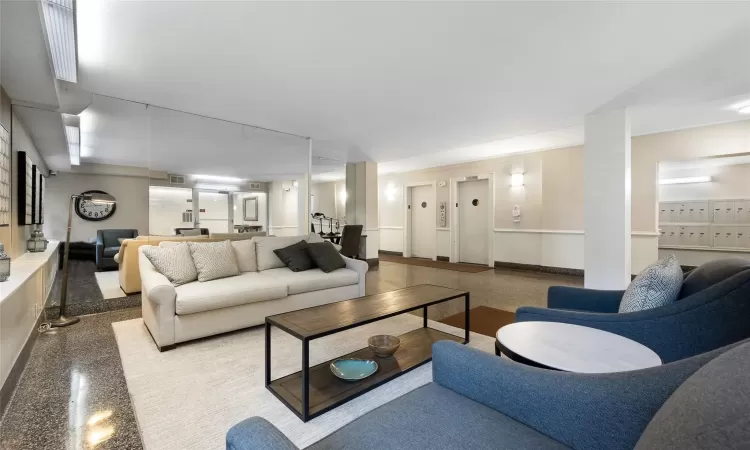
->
xmin=41 ymin=0 xmax=77 ymax=82
xmin=191 ymin=174 xmax=244 ymax=183
xmin=659 ymin=176 xmax=712 ymax=185
xmin=65 ymin=125 xmax=80 ymax=165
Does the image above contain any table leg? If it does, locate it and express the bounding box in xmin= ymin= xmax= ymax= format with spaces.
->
xmin=464 ymin=293 xmax=471 ymax=344
xmin=265 ymin=321 xmax=271 ymax=386
xmin=302 ymin=339 xmax=310 ymax=421
xmin=423 ymin=306 xmax=428 ymax=327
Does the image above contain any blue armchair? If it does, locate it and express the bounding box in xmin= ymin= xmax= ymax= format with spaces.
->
xmin=96 ymin=229 xmax=138 ymax=271
xmin=227 ymin=338 xmax=750 ymax=450
xmin=515 ymin=258 xmax=750 ymax=363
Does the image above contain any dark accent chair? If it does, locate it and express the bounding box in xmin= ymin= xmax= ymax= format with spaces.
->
xmin=339 ymin=224 xmax=363 ymax=259
xmin=515 ymin=258 xmax=750 ymax=363
xmin=96 ymin=229 xmax=138 ymax=271
xmin=227 ymin=338 xmax=750 ymax=450
xmin=174 ymin=227 xmax=209 ymax=236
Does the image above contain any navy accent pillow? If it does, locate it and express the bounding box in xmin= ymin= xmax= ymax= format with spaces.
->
xmin=273 ymin=240 xmax=316 ymax=272
xmin=307 ymin=242 xmax=346 ymax=273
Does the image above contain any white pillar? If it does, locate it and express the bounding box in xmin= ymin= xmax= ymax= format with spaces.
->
xmin=345 ymin=162 xmax=380 ymax=261
xmin=584 ymin=108 xmax=631 ymax=289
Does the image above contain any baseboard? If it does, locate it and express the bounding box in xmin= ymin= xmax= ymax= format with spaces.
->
xmin=366 ymin=258 xmax=379 ymax=267
xmin=494 ymin=261 xmax=584 ymax=277
xmin=436 ymin=256 xmax=449 ymax=262
xmin=0 ymin=310 xmax=44 ymax=420
xmin=378 ymin=250 xmax=403 ymax=256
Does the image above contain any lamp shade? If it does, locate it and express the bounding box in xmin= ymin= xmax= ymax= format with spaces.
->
xmin=84 ymin=192 xmax=116 ymax=204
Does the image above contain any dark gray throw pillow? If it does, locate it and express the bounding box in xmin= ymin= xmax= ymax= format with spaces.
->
xmin=307 ymin=242 xmax=346 ymax=273
xmin=273 ymin=240 xmax=316 ymax=272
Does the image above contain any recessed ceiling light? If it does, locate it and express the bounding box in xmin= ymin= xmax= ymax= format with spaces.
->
xmin=191 ymin=174 xmax=244 ymax=183
xmin=659 ymin=176 xmax=712 ymax=185
xmin=738 ymin=105 xmax=750 ymax=115
xmin=41 ymin=0 xmax=77 ymax=82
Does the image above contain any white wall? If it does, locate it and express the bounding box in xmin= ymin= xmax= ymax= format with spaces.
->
xmin=659 ymin=163 xmax=750 ymax=202
xmin=268 ymin=180 xmax=302 ymax=236
xmin=378 ymin=120 xmax=750 ymax=272
xmin=149 ymin=186 xmax=193 ymax=236
xmin=44 ymin=173 xmax=149 ymax=242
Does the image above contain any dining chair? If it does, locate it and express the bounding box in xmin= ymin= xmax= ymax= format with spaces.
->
xmin=339 ymin=225 xmax=363 ymax=259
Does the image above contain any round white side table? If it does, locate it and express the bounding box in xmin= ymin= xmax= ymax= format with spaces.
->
xmin=496 ymin=321 xmax=662 ymax=373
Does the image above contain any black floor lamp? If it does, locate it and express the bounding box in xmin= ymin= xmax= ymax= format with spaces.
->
xmin=51 ymin=191 xmax=116 ymax=327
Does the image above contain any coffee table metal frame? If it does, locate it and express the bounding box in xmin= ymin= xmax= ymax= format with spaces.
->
xmin=265 ymin=285 xmax=470 ymax=422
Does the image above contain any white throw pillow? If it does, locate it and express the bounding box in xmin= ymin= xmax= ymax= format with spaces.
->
xmin=232 ymin=239 xmax=257 ymax=272
xmin=187 ymin=240 xmax=240 ymax=282
xmin=142 ymin=243 xmax=198 ymax=286
xmin=619 ymin=254 xmax=683 ymax=313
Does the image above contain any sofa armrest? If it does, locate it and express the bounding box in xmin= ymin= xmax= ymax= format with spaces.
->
xmin=139 ymin=251 xmax=176 ymax=306
xmin=547 ymin=286 xmax=624 ymax=312
xmin=226 ymin=417 xmax=299 ymax=450
xmin=139 ymin=248 xmax=177 ymax=350
xmin=432 ymin=340 xmax=732 ymax=450
xmin=342 ymin=255 xmax=368 ymax=296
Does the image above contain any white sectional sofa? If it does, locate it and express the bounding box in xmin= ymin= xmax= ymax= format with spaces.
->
xmin=140 ymin=235 xmax=368 ymax=351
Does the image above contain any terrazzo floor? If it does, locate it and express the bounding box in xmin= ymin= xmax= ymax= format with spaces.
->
xmin=0 ymin=260 xmax=581 ymax=449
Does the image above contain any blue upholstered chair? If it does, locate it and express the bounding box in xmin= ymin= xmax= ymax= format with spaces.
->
xmin=515 ymin=258 xmax=750 ymax=363
xmin=227 ymin=338 xmax=750 ymax=450
xmin=96 ymin=229 xmax=138 ymax=271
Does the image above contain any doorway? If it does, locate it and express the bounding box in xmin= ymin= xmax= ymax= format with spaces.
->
xmin=197 ymin=190 xmax=230 ymax=233
xmin=450 ymin=174 xmax=495 ymax=266
xmin=404 ymin=182 xmax=437 ymax=260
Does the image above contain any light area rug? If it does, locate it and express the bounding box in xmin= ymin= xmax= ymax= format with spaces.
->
xmin=112 ymin=314 xmax=496 ymax=450
xmin=94 ymin=271 xmax=127 ymax=299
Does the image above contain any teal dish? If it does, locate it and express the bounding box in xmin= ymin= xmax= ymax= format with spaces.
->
xmin=330 ymin=359 xmax=378 ymax=381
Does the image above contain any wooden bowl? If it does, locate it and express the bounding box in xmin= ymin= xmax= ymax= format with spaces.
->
xmin=368 ymin=335 xmax=401 ymax=358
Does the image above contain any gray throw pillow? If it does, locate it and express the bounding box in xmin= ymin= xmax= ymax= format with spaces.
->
xmin=142 ymin=243 xmax=198 ymax=286
xmin=187 ymin=240 xmax=240 ymax=282
xmin=619 ymin=254 xmax=682 ymax=313
xmin=273 ymin=240 xmax=316 ymax=272
xmin=307 ymin=242 xmax=346 ymax=273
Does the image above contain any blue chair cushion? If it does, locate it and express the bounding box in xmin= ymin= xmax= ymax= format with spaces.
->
xmin=308 ymin=383 xmax=569 ymax=450
xmin=619 ymin=254 xmax=682 ymax=313
xmin=679 ymin=257 xmax=750 ymax=299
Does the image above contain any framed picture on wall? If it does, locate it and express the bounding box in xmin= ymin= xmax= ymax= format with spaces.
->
xmin=37 ymin=172 xmax=45 ymax=224
xmin=243 ymin=196 xmax=258 ymax=221
xmin=0 ymin=125 xmax=10 ymax=227
xmin=17 ymin=151 xmax=34 ymax=225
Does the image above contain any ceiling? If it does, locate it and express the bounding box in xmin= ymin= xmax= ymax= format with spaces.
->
xmin=5 ymin=1 xmax=750 ymax=177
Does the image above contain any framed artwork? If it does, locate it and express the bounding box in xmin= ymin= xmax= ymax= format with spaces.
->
xmin=37 ymin=171 xmax=45 ymax=224
xmin=243 ymin=196 xmax=259 ymax=221
xmin=31 ymin=165 xmax=39 ymax=224
xmin=17 ymin=151 xmax=34 ymax=225
xmin=0 ymin=125 xmax=10 ymax=226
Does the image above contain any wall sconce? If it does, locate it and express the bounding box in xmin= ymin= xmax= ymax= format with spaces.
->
xmin=385 ymin=182 xmax=397 ymax=202
xmin=339 ymin=189 xmax=347 ymax=204
xmin=511 ymin=173 xmax=524 ymax=187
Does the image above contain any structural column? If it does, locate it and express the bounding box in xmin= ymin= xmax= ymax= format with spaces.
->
xmin=345 ymin=162 xmax=379 ymax=263
xmin=584 ymin=108 xmax=631 ymax=289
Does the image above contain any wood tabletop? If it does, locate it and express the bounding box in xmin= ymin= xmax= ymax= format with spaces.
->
xmin=267 ymin=284 xmax=468 ymax=339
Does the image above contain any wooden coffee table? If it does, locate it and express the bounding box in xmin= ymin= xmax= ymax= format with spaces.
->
xmin=265 ymin=284 xmax=470 ymax=421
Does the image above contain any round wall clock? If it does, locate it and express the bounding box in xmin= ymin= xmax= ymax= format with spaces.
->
xmin=75 ymin=190 xmax=117 ymax=221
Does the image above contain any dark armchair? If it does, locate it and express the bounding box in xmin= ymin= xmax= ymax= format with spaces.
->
xmin=96 ymin=229 xmax=138 ymax=271
xmin=515 ymin=258 xmax=750 ymax=363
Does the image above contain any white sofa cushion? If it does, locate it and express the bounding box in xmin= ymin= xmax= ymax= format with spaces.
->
xmin=174 ymin=272 xmax=288 ymax=315
xmin=231 ymin=239 xmax=257 ymax=272
xmin=263 ymin=267 xmax=359 ymax=295
xmin=254 ymin=235 xmax=310 ymax=271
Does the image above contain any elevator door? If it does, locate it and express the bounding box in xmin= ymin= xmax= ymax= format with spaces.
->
xmin=410 ymin=185 xmax=434 ymax=258
xmin=458 ymin=179 xmax=489 ymax=264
